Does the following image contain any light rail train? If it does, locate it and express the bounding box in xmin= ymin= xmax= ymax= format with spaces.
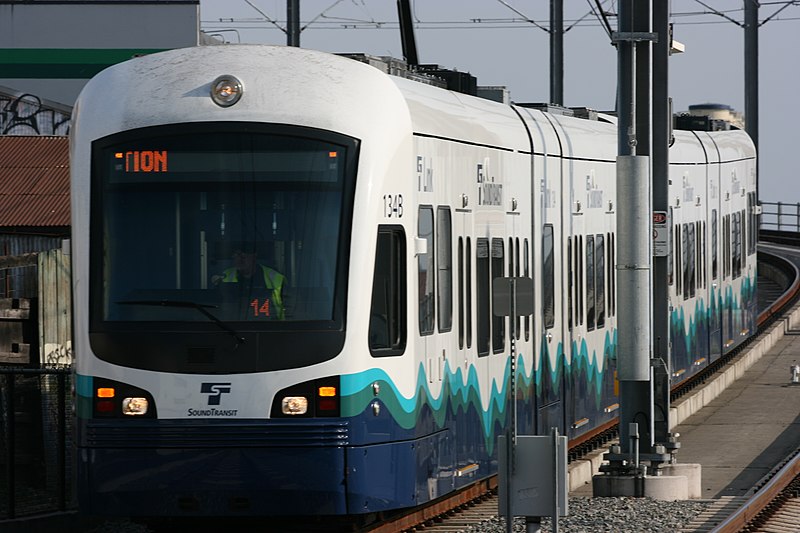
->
xmin=70 ymin=44 xmax=758 ymax=517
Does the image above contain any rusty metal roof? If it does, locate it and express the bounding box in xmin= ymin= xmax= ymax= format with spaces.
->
xmin=0 ymin=136 xmax=69 ymax=227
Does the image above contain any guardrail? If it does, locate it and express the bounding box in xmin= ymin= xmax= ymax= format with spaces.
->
xmin=761 ymin=201 xmax=800 ymax=233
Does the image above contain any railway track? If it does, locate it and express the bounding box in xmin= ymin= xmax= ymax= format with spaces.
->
xmin=681 ymin=449 xmax=800 ymax=533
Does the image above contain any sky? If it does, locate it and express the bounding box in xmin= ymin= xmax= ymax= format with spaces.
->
xmin=198 ymin=1 xmax=800 ymax=204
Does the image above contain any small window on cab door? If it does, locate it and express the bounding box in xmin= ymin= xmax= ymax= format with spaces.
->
xmin=369 ymin=225 xmax=407 ymax=356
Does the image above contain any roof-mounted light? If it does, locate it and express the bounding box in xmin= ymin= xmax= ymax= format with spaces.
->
xmin=210 ymin=75 xmax=243 ymax=107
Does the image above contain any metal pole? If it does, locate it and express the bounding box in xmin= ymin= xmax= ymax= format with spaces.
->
xmin=616 ymin=0 xmax=654 ymax=456
xmin=506 ymin=278 xmax=517 ymax=533
xmin=550 ymin=0 xmax=564 ymax=105
xmin=552 ymin=427 xmax=560 ymax=533
xmin=651 ymin=0 xmax=672 ymax=452
xmin=58 ymin=372 xmax=66 ymax=511
xmin=744 ymin=0 xmax=759 ymax=200
xmin=397 ymin=0 xmax=419 ymax=67
xmin=286 ymin=0 xmax=300 ymax=47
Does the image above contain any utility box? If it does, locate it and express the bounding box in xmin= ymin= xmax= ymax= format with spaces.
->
xmin=498 ymin=434 xmax=568 ymax=519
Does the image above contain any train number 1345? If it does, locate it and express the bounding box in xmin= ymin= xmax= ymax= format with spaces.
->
xmin=383 ymin=194 xmax=403 ymax=218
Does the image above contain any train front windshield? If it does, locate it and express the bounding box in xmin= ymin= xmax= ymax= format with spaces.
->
xmin=89 ymin=123 xmax=358 ymax=372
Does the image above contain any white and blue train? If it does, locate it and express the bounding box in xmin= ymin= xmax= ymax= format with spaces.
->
xmin=70 ymin=44 xmax=757 ymax=517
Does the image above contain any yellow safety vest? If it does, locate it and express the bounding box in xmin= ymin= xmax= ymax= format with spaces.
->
xmin=222 ymin=265 xmax=286 ymax=319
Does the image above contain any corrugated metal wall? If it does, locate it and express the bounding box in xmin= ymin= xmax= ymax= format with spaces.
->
xmin=1 ymin=236 xmax=64 ymax=298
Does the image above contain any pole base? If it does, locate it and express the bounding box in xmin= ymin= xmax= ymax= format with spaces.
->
xmin=592 ymin=473 xmax=690 ymax=500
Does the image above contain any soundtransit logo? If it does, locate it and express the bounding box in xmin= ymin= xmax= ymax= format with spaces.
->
xmin=201 ymin=382 xmax=232 ymax=405
xmin=189 ymin=382 xmax=238 ymax=417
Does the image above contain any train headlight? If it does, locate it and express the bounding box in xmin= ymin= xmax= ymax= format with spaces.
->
xmin=210 ymin=75 xmax=243 ymax=107
xmin=122 ymin=397 xmax=149 ymax=416
xmin=281 ymin=396 xmax=308 ymax=415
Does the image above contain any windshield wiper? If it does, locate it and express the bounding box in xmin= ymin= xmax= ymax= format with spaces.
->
xmin=116 ymin=300 xmax=245 ymax=346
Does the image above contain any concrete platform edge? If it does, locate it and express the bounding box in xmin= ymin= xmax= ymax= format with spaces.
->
xmin=568 ymin=299 xmax=800 ymax=495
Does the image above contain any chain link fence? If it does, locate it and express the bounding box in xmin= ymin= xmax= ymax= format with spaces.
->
xmin=0 ymin=367 xmax=74 ymax=519
xmin=0 ymin=248 xmax=75 ymax=520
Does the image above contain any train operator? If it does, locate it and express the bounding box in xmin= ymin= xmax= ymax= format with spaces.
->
xmin=213 ymin=248 xmax=287 ymax=320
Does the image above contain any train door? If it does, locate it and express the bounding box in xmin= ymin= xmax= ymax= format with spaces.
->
xmin=698 ymin=133 xmax=723 ymax=363
xmin=536 ymin=154 xmax=565 ymax=437
xmin=708 ymin=205 xmax=722 ymax=362
xmin=454 ymin=204 xmax=473 ymax=385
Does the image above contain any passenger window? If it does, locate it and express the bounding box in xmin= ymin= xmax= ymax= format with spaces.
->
xmin=491 ymin=238 xmax=505 ymax=354
xmin=524 ymin=238 xmax=531 ymax=341
xmin=437 ymin=207 xmax=452 ymax=333
xmin=596 ymin=234 xmax=605 ymax=328
xmin=586 ymin=235 xmax=595 ymax=331
xmin=476 ymin=238 xmax=489 ymax=357
xmin=369 ymin=226 xmax=407 ymax=356
xmin=543 ymin=225 xmax=554 ymax=329
xmin=458 ymin=237 xmax=464 ymax=349
xmin=418 ymin=206 xmax=435 ymax=335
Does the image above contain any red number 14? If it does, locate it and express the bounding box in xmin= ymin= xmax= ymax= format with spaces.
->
xmin=250 ymin=298 xmax=270 ymax=317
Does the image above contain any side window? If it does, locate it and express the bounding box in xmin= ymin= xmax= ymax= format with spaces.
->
xmin=458 ymin=237 xmax=464 ymax=349
xmin=740 ymin=209 xmax=746 ymax=271
xmin=476 ymin=238 xmax=490 ymax=357
xmin=418 ymin=206 xmax=435 ymax=335
xmin=668 ymin=209 xmax=674 ymax=286
xmin=674 ymin=224 xmax=683 ymax=296
xmin=437 ymin=207 xmax=452 ymax=332
xmin=466 ymin=237 xmax=472 ymax=349
xmin=543 ymin=224 xmax=555 ymax=329
xmin=524 ymin=238 xmax=531 ymax=341
xmin=596 ymin=234 xmax=605 ymax=329
xmin=701 ymin=221 xmax=706 ymax=289
xmin=515 ymin=237 xmax=521 ymax=340
xmin=508 ymin=237 xmax=515 ymax=341
xmin=682 ymin=223 xmax=689 ymax=300
xmin=491 ymin=238 xmax=505 ymax=354
xmin=711 ymin=209 xmax=718 ymax=280
xmin=696 ymin=221 xmax=703 ymax=290
xmin=723 ymin=215 xmax=729 ymax=278
xmin=733 ymin=211 xmax=742 ymax=278
xmin=741 ymin=207 xmax=747 ymax=268
xmin=746 ymin=193 xmax=752 ymax=254
xmin=683 ymin=223 xmax=697 ymax=298
xmin=578 ymin=235 xmax=584 ymax=326
xmin=586 ymin=234 xmax=595 ymax=331
xmin=567 ymin=238 xmax=573 ymax=331
xmin=732 ymin=213 xmax=735 ymax=278
xmin=369 ymin=226 xmax=407 ymax=356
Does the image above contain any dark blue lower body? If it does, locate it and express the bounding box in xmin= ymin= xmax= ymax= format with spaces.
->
xmin=77 ymin=418 xmax=458 ymax=517
xmin=78 ymin=444 xmax=348 ymax=516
